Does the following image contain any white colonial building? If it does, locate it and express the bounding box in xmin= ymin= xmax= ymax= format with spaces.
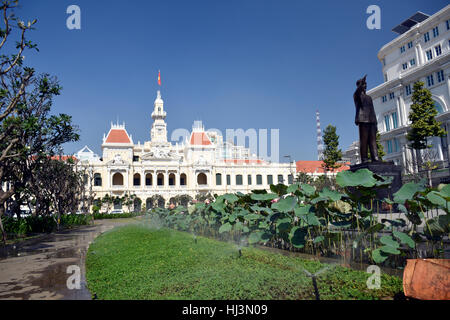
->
xmin=76 ymin=90 xmax=292 ymax=211
xmin=346 ymin=5 xmax=450 ymax=177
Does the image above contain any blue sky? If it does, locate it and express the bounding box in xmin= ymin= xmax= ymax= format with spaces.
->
xmin=16 ymin=0 xmax=448 ymax=161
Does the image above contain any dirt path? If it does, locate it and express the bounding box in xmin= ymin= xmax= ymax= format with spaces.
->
xmin=0 ymin=218 xmax=136 ymax=300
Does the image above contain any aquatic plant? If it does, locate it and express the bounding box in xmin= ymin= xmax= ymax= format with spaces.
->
xmin=147 ymin=169 xmax=449 ymax=267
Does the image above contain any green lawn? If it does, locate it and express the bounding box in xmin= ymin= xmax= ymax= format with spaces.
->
xmin=86 ymin=225 xmax=403 ymax=300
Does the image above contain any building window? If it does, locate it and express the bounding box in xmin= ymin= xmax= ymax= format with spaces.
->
xmin=169 ymin=173 xmax=175 ymax=186
xmin=382 ymin=58 xmax=386 ymax=66
xmin=267 ymin=175 xmax=273 ymax=185
xmin=256 ymin=174 xmax=262 ymax=185
xmin=437 ymin=70 xmax=444 ymax=83
xmin=393 ymin=138 xmax=400 ymax=153
xmin=277 ymin=175 xmax=283 ymax=184
xmin=133 ymin=173 xmax=141 ymax=186
xmin=402 ymin=63 xmax=408 ymax=70
xmin=447 ymin=19 xmax=450 ymax=30
xmin=400 ymin=45 xmax=405 ymax=53
xmin=180 ymin=173 xmax=187 ymax=185
xmin=197 ymin=173 xmax=207 ymax=185
xmin=432 ymin=26 xmax=439 ymax=38
xmin=427 ymin=74 xmax=434 ymax=87
xmin=288 ymin=174 xmax=293 ymax=184
xmin=226 ymin=174 xmax=231 ymax=185
xmin=392 ymin=112 xmax=398 ymax=129
xmin=434 ymin=100 xmax=444 ymax=114
xmin=387 ymin=140 xmax=392 ymax=154
xmin=407 ymin=41 xmax=413 ymax=49
xmin=382 ymin=95 xmax=387 ymax=103
xmin=384 ymin=115 xmax=391 ymax=132
xmin=247 ymin=174 xmax=252 ymax=185
xmin=389 ymin=92 xmax=395 ymax=100
xmin=112 ymin=172 xmax=124 ymax=186
xmin=145 ymin=173 xmax=152 ymax=186
xmin=216 ymin=173 xmax=222 ymax=186
xmin=94 ymin=173 xmax=102 ymax=186
xmin=410 ymin=58 xmax=415 ymax=66
xmin=405 ymin=84 xmax=412 ymax=96
xmin=236 ymin=174 xmax=243 ymax=185
xmin=133 ymin=155 xmax=139 ymax=162
xmin=384 ymin=73 xmax=388 ymax=82
xmin=435 ymin=44 xmax=442 ymax=56
xmin=157 ymin=173 xmax=164 ymax=186
xmin=426 ymin=49 xmax=433 ymax=61
xmin=424 ymin=32 xmax=430 ymax=42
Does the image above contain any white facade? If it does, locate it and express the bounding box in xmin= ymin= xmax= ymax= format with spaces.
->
xmin=363 ymin=5 xmax=450 ymax=175
xmin=77 ymin=90 xmax=291 ymax=211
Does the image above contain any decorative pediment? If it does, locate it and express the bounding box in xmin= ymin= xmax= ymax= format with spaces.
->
xmin=194 ymin=155 xmax=209 ymax=166
xmin=141 ymin=146 xmax=182 ymax=161
xmin=106 ymin=154 xmax=128 ymax=166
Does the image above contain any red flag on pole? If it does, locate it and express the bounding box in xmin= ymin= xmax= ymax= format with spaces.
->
xmin=158 ymin=70 xmax=161 ymax=86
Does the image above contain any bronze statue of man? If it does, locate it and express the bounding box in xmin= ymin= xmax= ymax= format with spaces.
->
xmin=353 ymin=75 xmax=379 ymax=163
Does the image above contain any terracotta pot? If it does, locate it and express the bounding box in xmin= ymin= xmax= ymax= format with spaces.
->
xmin=403 ymin=259 xmax=450 ymax=300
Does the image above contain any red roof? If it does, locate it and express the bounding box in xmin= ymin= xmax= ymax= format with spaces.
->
xmin=190 ymin=132 xmax=212 ymax=146
xmin=30 ymin=155 xmax=78 ymax=162
xmin=51 ymin=155 xmax=77 ymax=161
xmin=296 ymin=160 xmax=349 ymax=174
xmin=105 ymin=129 xmax=131 ymax=144
xmin=223 ymin=159 xmax=265 ymax=164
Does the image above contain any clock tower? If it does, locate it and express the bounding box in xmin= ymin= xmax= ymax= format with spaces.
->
xmin=150 ymin=90 xmax=168 ymax=143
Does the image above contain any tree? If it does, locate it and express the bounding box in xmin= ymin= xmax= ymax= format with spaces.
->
xmin=296 ymin=172 xmax=313 ymax=184
xmin=0 ymin=1 xmax=79 ymax=242
xmin=322 ymin=124 xmax=342 ymax=173
xmin=406 ymin=81 xmax=446 ymax=186
xmin=102 ymin=194 xmax=113 ymax=213
xmin=33 ymin=157 xmax=83 ymax=229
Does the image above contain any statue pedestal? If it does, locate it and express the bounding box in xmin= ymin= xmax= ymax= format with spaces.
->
xmin=350 ymin=161 xmax=403 ymax=209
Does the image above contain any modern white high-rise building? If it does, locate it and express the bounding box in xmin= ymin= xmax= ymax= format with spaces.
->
xmin=349 ymin=5 xmax=450 ymax=179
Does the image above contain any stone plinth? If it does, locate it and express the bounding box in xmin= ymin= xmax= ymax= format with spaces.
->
xmin=350 ymin=161 xmax=402 ymax=208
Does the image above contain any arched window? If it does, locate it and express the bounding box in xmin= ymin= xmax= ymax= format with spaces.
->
xmin=94 ymin=173 xmax=102 ymax=186
xmin=236 ymin=174 xmax=243 ymax=185
xmin=169 ymin=173 xmax=175 ymax=186
xmin=197 ymin=173 xmax=207 ymax=185
xmin=133 ymin=198 xmax=142 ymax=212
xmin=157 ymin=195 xmax=165 ymax=208
xmin=133 ymin=173 xmax=141 ymax=186
xmin=267 ymin=175 xmax=273 ymax=185
xmin=434 ymin=100 xmax=444 ymax=114
xmin=113 ymin=197 xmax=122 ymax=209
xmin=145 ymin=173 xmax=152 ymax=186
xmin=216 ymin=173 xmax=222 ymax=185
xmin=180 ymin=173 xmax=187 ymax=186
xmin=157 ymin=173 xmax=164 ymax=186
xmin=146 ymin=198 xmax=153 ymax=210
xmin=112 ymin=172 xmax=124 ymax=186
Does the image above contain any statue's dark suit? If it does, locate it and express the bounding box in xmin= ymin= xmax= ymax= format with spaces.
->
xmin=353 ymin=76 xmax=379 ymax=163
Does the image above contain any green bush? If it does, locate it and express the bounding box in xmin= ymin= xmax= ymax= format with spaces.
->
xmin=93 ymin=212 xmax=142 ymax=220
xmin=4 ymin=213 xmax=92 ymax=237
xmin=92 ymin=205 xmax=100 ymax=214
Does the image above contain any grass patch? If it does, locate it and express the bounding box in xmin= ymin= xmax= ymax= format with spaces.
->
xmin=86 ymin=225 xmax=403 ymax=300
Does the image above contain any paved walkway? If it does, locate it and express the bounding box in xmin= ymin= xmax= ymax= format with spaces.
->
xmin=0 ymin=219 xmax=134 ymax=300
